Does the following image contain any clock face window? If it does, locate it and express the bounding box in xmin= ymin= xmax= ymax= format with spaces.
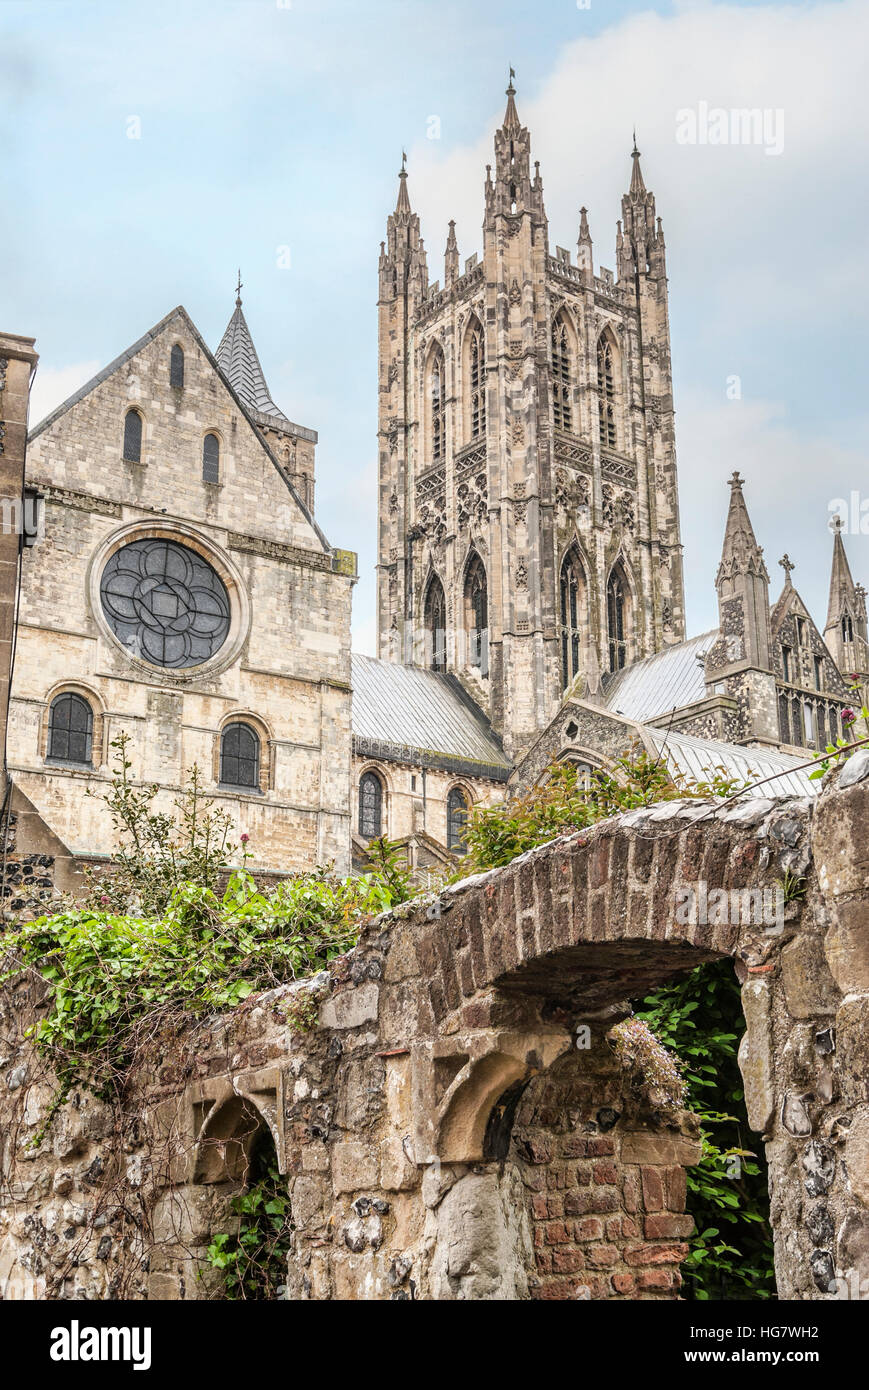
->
xmin=100 ymin=538 xmax=231 ymax=668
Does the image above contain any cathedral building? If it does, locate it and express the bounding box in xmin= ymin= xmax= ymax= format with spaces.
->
xmin=3 ymin=80 xmax=867 ymax=879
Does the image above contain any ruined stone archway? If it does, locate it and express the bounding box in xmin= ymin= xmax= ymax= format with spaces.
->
xmin=3 ymin=771 xmax=869 ymax=1301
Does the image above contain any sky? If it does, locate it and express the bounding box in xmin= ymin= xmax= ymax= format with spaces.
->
xmin=3 ymin=0 xmax=868 ymax=654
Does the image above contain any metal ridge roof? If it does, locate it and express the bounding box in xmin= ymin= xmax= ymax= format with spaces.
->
xmin=351 ymin=654 xmax=510 ymax=772
xmin=602 ymin=630 xmax=719 ymax=722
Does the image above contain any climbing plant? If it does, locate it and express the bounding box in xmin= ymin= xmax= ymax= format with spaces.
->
xmin=206 ymin=1133 xmax=293 ymax=1300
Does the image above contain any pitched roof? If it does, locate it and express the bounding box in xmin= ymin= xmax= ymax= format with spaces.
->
xmin=644 ymin=727 xmax=816 ymax=799
xmin=27 ymin=305 xmax=333 ymax=554
xmin=214 ymin=299 xmax=289 ymax=423
xmin=601 ymin=630 xmax=718 ymax=722
xmin=351 ymin=654 xmax=511 ymax=780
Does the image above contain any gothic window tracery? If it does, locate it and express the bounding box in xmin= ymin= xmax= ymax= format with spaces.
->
xmin=447 ymin=786 xmax=469 ymax=854
xmin=424 ymin=575 xmax=447 ymax=672
xmin=464 ymin=553 xmax=488 ymax=673
xmin=597 ymin=335 xmax=617 ymax=449
xmin=430 ymin=347 xmax=446 ymax=462
xmin=468 ymin=320 xmax=486 ymax=440
xmin=560 ymin=549 xmax=586 ymax=689
xmin=551 ymin=316 xmax=572 ymax=432
xmin=100 ymin=538 xmax=231 ymax=668
xmin=359 ymin=771 xmax=384 ymax=839
xmin=606 ymin=566 xmax=628 ymax=672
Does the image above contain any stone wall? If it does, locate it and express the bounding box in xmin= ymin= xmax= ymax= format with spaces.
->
xmin=11 ymin=307 xmax=355 ymax=874
xmin=2 ymin=764 xmax=868 ymax=1301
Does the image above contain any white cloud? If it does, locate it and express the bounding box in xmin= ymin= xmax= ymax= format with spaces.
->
xmin=29 ymin=361 xmax=101 ymax=430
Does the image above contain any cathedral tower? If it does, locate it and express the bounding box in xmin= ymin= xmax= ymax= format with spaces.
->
xmin=824 ymin=518 xmax=869 ymax=684
xmin=376 ymin=83 xmax=685 ymax=756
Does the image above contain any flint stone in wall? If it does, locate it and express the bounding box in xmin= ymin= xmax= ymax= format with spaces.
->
xmin=780 ymin=934 xmax=839 ymax=1018
xmin=738 ymin=978 xmax=775 ymax=1133
xmin=427 ymin=1165 xmax=534 ymax=1300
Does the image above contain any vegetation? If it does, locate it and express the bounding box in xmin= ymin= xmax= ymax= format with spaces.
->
xmin=6 ymin=721 xmax=866 ymax=1299
xmin=206 ymin=1133 xmax=292 ymax=1299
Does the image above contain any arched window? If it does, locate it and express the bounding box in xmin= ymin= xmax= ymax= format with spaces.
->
xmin=431 ymin=347 xmax=446 ymax=462
xmin=220 ymin=722 xmax=260 ymax=789
xmin=359 ymin=771 xmax=384 ymax=839
xmin=447 ymin=786 xmax=469 ymax=854
xmin=468 ymin=320 xmax=486 ymax=439
xmin=560 ymin=549 xmax=586 ymax=688
xmin=552 ymin=316 xmax=572 ymax=432
xmin=203 ymin=433 xmax=220 ymax=484
xmin=47 ymin=693 xmax=93 ymax=765
xmin=170 ymin=344 xmax=184 ymax=389
xmin=123 ymin=409 xmax=143 ymax=463
xmin=425 ymin=575 xmax=447 ymax=672
xmin=465 ymin=553 xmax=488 ymax=673
xmin=606 ymin=567 xmax=628 ymax=672
xmin=597 ymin=335 xmax=617 ymax=448
xmin=843 ymin=615 xmax=854 ymax=643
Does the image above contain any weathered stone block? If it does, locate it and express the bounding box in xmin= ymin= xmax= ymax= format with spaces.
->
xmin=331 ymin=1142 xmax=379 ymax=1194
xmin=318 ymin=983 xmax=379 ymax=1030
xmin=781 ymin=933 xmax=839 ymax=1018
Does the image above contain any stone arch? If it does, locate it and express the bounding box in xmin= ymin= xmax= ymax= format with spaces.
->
xmin=193 ymin=1077 xmax=283 ymax=1185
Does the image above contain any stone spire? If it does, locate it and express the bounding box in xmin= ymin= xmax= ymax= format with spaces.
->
xmin=215 ymin=290 xmax=288 ymax=423
xmin=716 ymin=471 xmax=770 ymax=586
xmin=619 ymin=132 xmax=665 ymax=281
xmin=629 ymin=132 xmax=646 ymax=195
xmin=705 ymin=473 xmax=774 ymax=704
xmin=486 ymin=71 xmax=546 ymax=229
xmin=395 ymin=151 xmax=411 ymax=215
xmin=824 ymin=517 xmax=869 ymax=680
xmin=502 ymin=69 xmax=521 ymax=134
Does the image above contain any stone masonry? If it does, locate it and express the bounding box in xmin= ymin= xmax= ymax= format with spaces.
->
xmin=1 ymin=762 xmax=869 ymax=1300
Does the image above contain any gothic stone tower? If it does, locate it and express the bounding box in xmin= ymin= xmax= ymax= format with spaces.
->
xmin=376 ymin=83 xmax=685 ymax=757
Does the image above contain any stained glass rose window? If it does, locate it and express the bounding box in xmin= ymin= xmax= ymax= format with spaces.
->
xmin=100 ymin=539 xmax=231 ymax=668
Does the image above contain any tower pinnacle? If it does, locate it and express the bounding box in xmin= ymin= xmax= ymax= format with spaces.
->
xmin=395 ymin=151 xmax=411 ymax=214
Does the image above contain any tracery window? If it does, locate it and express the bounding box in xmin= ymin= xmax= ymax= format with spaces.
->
xmin=552 ymin=316 xmax=572 ymax=432
xmin=597 ymin=336 xmax=617 ymax=448
xmin=606 ymin=567 xmax=628 ymax=673
xmin=560 ymin=549 xmax=585 ymax=689
xmin=100 ymin=538 xmax=231 ymax=668
xmin=359 ymin=771 xmax=384 ymax=839
xmin=425 ymin=576 xmax=447 ymax=672
xmin=469 ymin=320 xmax=486 ymax=439
xmin=431 ymin=348 xmax=446 ymax=462
xmin=447 ymin=786 xmax=469 ymax=854
xmin=465 ymin=554 xmax=488 ymax=672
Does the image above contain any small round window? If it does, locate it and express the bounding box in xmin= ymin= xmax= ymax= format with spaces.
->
xmin=100 ymin=538 xmax=231 ymax=668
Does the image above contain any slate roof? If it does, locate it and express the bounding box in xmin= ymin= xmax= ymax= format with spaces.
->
xmin=601 ymin=630 xmax=719 ymax=722
xmin=351 ymin=654 xmax=511 ymax=780
xmin=643 ymin=727 xmax=815 ymax=799
xmin=214 ymin=300 xmax=289 ymax=423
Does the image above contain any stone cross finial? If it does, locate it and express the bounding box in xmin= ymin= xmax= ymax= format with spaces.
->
xmin=831 ymin=512 xmax=844 ymax=533
xmin=779 ymin=554 xmax=795 ymax=582
xmin=728 ymin=470 xmax=744 ymax=490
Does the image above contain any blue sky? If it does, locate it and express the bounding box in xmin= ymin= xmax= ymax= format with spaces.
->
xmin=3 ymin=0 xmax=868 ymax=652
